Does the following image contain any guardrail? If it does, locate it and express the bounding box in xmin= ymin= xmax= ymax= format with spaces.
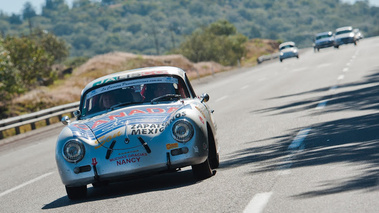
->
xmin=257 ymin=52 xmax=280 ymax=64
xmin=0 ymin=101 xmax=80 ymax=140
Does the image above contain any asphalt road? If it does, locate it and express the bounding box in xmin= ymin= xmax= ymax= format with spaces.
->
xmin=1 ymin=37 xmax=379 ymax=213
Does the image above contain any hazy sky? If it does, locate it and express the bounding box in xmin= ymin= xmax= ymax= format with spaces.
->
xmin=0 ymin=0 xmax=74 ymax=15
xmin=0 ymin=0 xmax=378 ymax=15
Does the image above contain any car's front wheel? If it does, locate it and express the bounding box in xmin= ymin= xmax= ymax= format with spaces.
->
xmin=192 ymin=157 xmax=213 ymax=180
xmin=65 ymin=185 xmax=87 ymax=200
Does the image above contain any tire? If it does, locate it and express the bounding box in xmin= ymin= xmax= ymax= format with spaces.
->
xmin=192 ymin=157 xmax=213 ymax=180
xmin=209 ymin=152 xmax=219 ymax=169
xmin=280 ymin=59 xmax=282 ymax=62
xmin=207 ymin=127 xmax=219 ymax=169
xmin=92 ymin=181 xmax=109 ymax=188
xmin=65 ymin=185 xmax=87 ymax=200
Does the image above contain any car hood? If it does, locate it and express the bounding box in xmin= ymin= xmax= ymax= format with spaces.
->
xmin=66 ymin=102 xmax=189 ymax=148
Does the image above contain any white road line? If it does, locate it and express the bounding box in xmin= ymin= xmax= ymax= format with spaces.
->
xmin=215 ymin=95 xmax=228 ymax=102
xmin=337 ymin=75 xmax=344 ymax=80
xmin=292 ymin=67 xmax=307 ymax=72
xmin=317 ymin=63 xmax=331 ymax=68
xmin=258 ymin=77 xmax=266 ymax=82
xmin=0 ymin=172 xmax=54 ymax=198
xmin=346 ymin=63 xmax=351 ymax=67
xmin=240 ymin=85 xmax=249 ymax=90
xmin=243 ymin=192 xmax=273 ymax=213
xmin=288 ymin=128 xmax=311 ymax=150
xmin=343 ymin=68 xmax=349 ymax=72
xmin=316 ymin=100 xmax=328 ymax=109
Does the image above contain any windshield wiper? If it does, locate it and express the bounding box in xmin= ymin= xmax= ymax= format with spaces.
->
xmin=150 ymin=94 xmax=181 ymax=104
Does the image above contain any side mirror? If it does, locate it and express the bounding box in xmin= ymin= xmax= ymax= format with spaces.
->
xmin=61 ymin=116 xmax=70 ymax=125
xmin=73 ymin=110 xmax=81 ymax=118
xmin=200 ymin=93 xmax=209 ymax=103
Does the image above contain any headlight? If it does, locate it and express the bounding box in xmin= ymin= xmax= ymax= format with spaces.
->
xmin=62 ymin=140 xmax=85 ymax=163
xmin=172 ymin=120 xmax=194 ymax=142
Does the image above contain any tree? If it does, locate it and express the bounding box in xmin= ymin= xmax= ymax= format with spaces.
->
xmin=3 ymin=36 xmax=54 ymax=88
xmin=32 ymin=29 xmax=69 ymax=63
xmin=8 ymin=14 xmax=22 ymax=25
xmin=177 ymin=20 xmax=247 ymax=66
xmin=0 ymin=38 xmax=22 ymax=108
xmin=22 ymin=2 xmax=37 ymax=20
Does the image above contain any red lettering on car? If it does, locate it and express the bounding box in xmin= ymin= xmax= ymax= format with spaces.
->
xmin=109 ymin=112 xmax=127 ymax=120
xmin=146 ymin=108 xmax=165 ymax=113
xmin=92 ymin=120 xmax=108 ymax=129
xmin=129 ymin=109 xmax=146 ymax=116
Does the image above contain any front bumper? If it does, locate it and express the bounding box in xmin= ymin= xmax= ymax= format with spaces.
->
xmin=315 ymin=41 xmax=334 ymax=49
xmin=335 ymin=37 xmax=355 ymax=46
xmin=56 ymin=126 xmax=208 ymax=187
xmin=280 ymin=52 xmax=298 ymax=60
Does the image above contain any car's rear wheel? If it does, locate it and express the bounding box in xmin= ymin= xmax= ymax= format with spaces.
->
xmin=65 ymin=185 xmax=87 ymax=200
xmin=192 ymin=157 xmax=213 ymax=180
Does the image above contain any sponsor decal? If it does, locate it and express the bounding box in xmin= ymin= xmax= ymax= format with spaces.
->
xmin=95 ymin=131 xmax=122 ymax=149
xmin=166 ymin=143 xmax=179 ymax=150
xmin=90 ymin=107 xmax=179 ymax=129
xmin=195 ymin=106 xmax=206 ymax=118
xmin=92 ymin=77 xmax=118 ymax=87
xmin=92 ymin=158 xmax=98 ymax=166
xmin=129 ymin=112 xmax=186 ymax=135
xmin=199 ymin=116 xmax=204 ymax=124
xmin=130 ymin=123 xmax=165 ymax=135
xmin=118 ymin=149 xmax=140 ymax=155
xmin=116 ymin=157 xmax=141 ymax=165
xmin=110 ymin=152 xmax=147 ymax=162
xmin=73 ymin=124 xmax=89 ymax=130
xmin=92 ymin=71 xmax=169 ymax=88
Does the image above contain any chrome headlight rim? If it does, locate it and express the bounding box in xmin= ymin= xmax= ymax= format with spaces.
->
xmin=172 ymin=119 xmax=194 ymax=143
xmin=62 ymin=139 xmax=85 ymax=163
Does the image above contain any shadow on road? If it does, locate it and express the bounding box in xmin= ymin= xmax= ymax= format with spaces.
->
xmin=42 ymin=170 xmax=197 ymax=209
xmin=222 ymin=66 xmax=379 ymax=197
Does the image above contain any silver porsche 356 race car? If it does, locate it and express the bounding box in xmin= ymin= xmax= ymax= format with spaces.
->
xmin=56 ymin=66 xmax=219 ymax=199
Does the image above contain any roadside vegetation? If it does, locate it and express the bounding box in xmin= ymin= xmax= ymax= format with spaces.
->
xmin=1 ymin=0 xmax=378 ymax=57
xmin=0 ymin=19 xmax=278 ymax=120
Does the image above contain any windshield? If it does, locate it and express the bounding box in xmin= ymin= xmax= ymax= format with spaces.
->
xmin=280 ymin=45 xmax=294 ymax=50
xmin=335 ymin=30 xmax=352 ymax=35
xmin=316 ymin=34 xmax=332 ymax=40
xmin=80 ymin=75 xmax=190 ymax=119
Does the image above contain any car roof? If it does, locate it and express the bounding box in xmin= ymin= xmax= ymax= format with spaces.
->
xmin=316 ymin=31 xmax=333 ymax=36
xmin=279 ymin=41 xmax=296 ymax=49
xmin=81 ymin=66 xmax=187 ymax=95
xmin=336 ymin=26 xmax=353 ymax=32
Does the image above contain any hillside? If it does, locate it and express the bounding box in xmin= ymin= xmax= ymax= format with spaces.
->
xmin=1 ymin=0 xmax=378 ymax=58
xmin=11 ymin=39 xmax=279 ymax=116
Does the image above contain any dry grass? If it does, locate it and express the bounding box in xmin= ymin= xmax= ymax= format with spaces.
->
xmin=11 ymin=39 xmax=279 ymax=115
xmin=241 ymin=39 xmax=280 ymax=66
